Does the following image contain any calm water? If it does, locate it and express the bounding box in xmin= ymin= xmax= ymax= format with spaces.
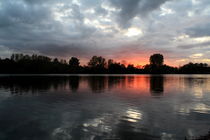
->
xmin=0 ymin=75 xmax=210 ymax=140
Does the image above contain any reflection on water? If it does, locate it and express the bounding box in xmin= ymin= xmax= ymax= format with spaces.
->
xmin=0 ymin=75 xmax=210 ymax=140
xmin=69 ymin=76 xmax=80 ymax=92
xmin=150 ymin=75 xmax=164 ymax=96
xmin=0 ymin=75 xmax=165 ymax=95
xmin=88 ymin=76 xmax=108 ymax=93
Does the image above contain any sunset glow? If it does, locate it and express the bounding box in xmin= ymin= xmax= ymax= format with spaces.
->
xmin=0 ymin=0 xmax=210 ymax=66
xmin=1 ymin=0 xmax=210 ymax=138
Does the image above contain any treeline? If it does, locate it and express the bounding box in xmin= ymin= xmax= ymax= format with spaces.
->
xmin=0 ymin=53 xmax=209 ymax=74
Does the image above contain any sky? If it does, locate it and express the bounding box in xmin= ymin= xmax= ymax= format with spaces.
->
xmin=0 ymin=0 xmax=210 ymax=66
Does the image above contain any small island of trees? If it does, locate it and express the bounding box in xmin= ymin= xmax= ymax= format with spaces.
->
xmin=0 ymin=53 xmax=209 ymax=74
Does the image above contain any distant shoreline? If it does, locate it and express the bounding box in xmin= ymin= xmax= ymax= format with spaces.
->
xmin=0 ymin=73 xmax=210 ymax=76
xmin=1 ymin=53 xmax=210 ymax=74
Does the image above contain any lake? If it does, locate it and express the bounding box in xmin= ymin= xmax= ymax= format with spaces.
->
xmin=0 ymin=74 xmax=210 ymax=140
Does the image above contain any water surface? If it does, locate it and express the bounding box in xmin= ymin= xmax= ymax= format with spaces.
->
xmin=0 ymin=74 xmax=210 ymax=140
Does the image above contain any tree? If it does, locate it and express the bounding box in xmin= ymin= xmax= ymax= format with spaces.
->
xmin=88 ymin=56 xmax=106 ymax=69
xmin=10 ymin=54 xmax=23 ymax=62
xmin=60 ymin=59 xmax=67 ymax=64
xmin=53 ymin=58 xmax=59 ymax=63
xmin=127 ymin=64 xmax=134 ymax=69
xmin=108 ymin=59 xmax=114 ymax=69
xmin=150 ymin=54 xmax=164 ymax=66
xmin=69 ymin=57 xmax=80 ymax=67
xmin=11 ymin=54 xmax=15 ymax=61
xmin=127 ymin=64 xmax=136 ymax=73
xmin=179 ymin=62 xmax=209 ymax=74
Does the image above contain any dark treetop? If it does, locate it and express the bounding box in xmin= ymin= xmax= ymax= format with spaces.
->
xmin=0 ymin=53 xmax=209 ymax=74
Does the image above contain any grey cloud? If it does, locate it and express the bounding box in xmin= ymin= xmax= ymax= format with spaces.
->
xmin=109 ymin=0 xmax=172 ymax=28
xmin=0 ymin=40 xmax=97 ymax=59
xmin=80 ymin=0 xmax=103 ymax=7
xmin=0 ymin=0 xmax=98 ymax=56
xmin=0 ymin=0 xmax=210 ymax=65
xmin=110 ymin=0 xmax=140 ymax=28
xmin=95 ymin=7 xmax=108 ymax=16
xmin=177 ymin=41 xmax=210 ymax=49
xmin=185 ymin=23 xmax=210 ymax=37
xmin=36 ymin=43 xmax=91 ymax=58
xmin=0 ymin=1 xmax=51 ymax=27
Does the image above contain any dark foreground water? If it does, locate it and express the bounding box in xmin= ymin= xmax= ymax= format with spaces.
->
xmin=0 ymin=75 xmax=210 ymax=140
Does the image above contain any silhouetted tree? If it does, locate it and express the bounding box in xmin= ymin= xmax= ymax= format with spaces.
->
xmin=143 ymin=54 xmax=178 ymax=74
xmin=108 ymin=59 xmax=114 ymax=68
xmin=179 ymin=62 xmax=209 ymax=74
xmin=127 ymin=64 xmax=136 ymax=73
xmin=88 ymin=56 xmax=107 ymax=73
xmin=144 ymin=64 xmax=177 ymax=74
xmin=10 ymin=54 xmax=15 ymax=61
xmin=0 ymin=53 xmax=209 ymax=74
xmin=88 ymin=56 xmax=106 ymax=68
xmin=68 ymin=57 xmax=80 ymax=73
xmin=150 ymin=54 xmax=164 ymax=66
xmin=60 ymin=59 xmax=67 ymax=64
xmin=69 ymin=57 xmax=80 ymax=67
xmin=108 ymin=61 xmax=126 ymax=74
xmin=53 ymin=58 xmax=59 ymax=64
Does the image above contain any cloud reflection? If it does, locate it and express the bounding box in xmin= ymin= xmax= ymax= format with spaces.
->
xmin=122 ymin=109 xmax=142 ymax=123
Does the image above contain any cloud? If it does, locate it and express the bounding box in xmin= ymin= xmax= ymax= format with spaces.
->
xmin=0 ymin=0 xmax=97 ymax=54
xmin=189 ymin=53 xmax=203 ymax=58
xmin=177 ymin=41 xmax=210 ymax=49
xmin=36 ymin=43 xmax=91 ymax=58
xmin=0 ymin=0 xmax=210 ymax=65
xmin=185 ymin=23 xmax=210 ymax=37
xmin=109 ymin=0 xmax=172 ymax=28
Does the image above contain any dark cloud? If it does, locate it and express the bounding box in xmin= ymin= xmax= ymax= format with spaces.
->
xmin=185 ymin=23 xmax=210 ymax=37
xmin=0 ymin=0 xmax=97 ymax=56
xmin=0 ymin=1 xmax=52 ymax=27
xmin=0 ymin=0 xmax=210 ymax=65
xmin=177 ymin=41 xmax=210 ymax=49
xmin=36 ymin=43 xmax=91 ymax=58
xmin=109 ymin=0 xmax=172 ymax=28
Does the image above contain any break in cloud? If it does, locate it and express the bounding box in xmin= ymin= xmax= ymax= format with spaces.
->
xmin=0 ymin=0 xmax=210 ymax=66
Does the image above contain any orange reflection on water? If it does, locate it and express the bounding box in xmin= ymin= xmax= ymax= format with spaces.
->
xmin=1 ymin=75 xmax=210 ymax=98
xmin=76 ymin=75 xmax=163 ymax=96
